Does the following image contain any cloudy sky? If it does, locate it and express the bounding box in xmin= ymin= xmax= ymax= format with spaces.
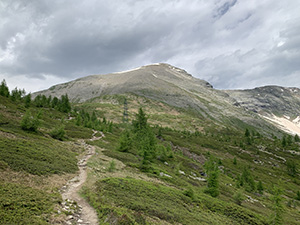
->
xmin=1 ymin=0 xmax=300 ymax=93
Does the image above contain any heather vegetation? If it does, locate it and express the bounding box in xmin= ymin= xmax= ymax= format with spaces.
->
xmin=81 ymin=96 xmax=300 ymax=224
xmin=1 ymin=80 xmax=300 ymax=224
xmin=0 ymin=80 xmax=84 ymax=224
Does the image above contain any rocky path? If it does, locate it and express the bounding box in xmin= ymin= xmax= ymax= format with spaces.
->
xmin=60 ymin=131 xmax=104 ymax=225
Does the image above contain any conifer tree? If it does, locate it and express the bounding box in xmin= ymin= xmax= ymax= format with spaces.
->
xmin=59 ymin=94 xmax=71 ymax=113
xmin=24 ymin=94 xmax=32 ymax=108
xmin=10 ymin=87 xmax=25 ymax=102
xmin=41 ymin=95 xmax=48 ymax=107
xmin=51 ymin=97 xmax=59 ymax=108
xmin=257 ymin=181 xmax=264 ymax=194
xmin=0 ymin=79 xmax=9 ymax=97
xmin=286 ymin=160 xmax=297 ymax=177
xmin=47 ymin=96 xmax=52 ymax=106
xmin=34 ymin=95 xmax=43 ymax=107
xmin=91 ymin=111 xmax=97 ymax=122
xmin=296 ymin=191 xmax=300 ymax=200
xmin=245 ymin=128 xmax=250 ymax=137
xmin=132 ymin=108 xmax=148 ymax=132
xmin=282 ymin=136 xmax=287 ymax=147
xmin=270 ymin=186 xmax=284 ymax=225
xmin=117 ymin=130 xmax=132 ymax=152
xmin=75 ymin=114 xmax=82 ymax=126
xmin=286 ymin=135 xmax=293 ymax=146
xmin=204 ymin=156 xmax=220 ymax=197
xmin=233 ymin=157 xmax=237 ymax=165
xmin=240 ymin=167 xmax=256 ymax=192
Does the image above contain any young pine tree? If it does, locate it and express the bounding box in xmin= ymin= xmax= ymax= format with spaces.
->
xmin=257 ymin=181 xmax=264 ymax=194
xmin=296 ymin=191 xmax=300 ymax=201
xmin=117 ymin=130 xmax=132 ymax=152
xmin=245 ymin=128 xmax=250 ymax=137
xmin=59 ymin=94 xmax=71 ymax=113
xmin=24 ymin=94 xmax=32 ymax=108
xmin=204 ymin=156 xmax=220 ymax=197
xmin=282 ymin=136 xmax=287 ymax=147
xmin=132 ymin=108 xmax=148 ymax=132
xmin=10 ymin=87 xmax=25 ymax=102
xmin=241 ymin=167 xmax=256 ymax=192
xmin=0 ymin=79 xmax=9 ymax=97
xmin=269 ymin=186 xmax=284 ymax=225
xmin=286 ymin=160 xmax=297 ymax=177
xmin=233 ymin=157 xmax=237 ymax=165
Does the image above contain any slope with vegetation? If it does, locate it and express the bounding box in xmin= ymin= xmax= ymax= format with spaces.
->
xmin=70 ymin=91 xmax=300 ymax=224
xmin=1 ymin=68 xmax=300 ymax=225
xmin=0 ymin=80 xmax=93 ymax=224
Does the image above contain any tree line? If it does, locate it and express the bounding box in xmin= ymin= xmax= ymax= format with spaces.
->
xmin=0 ymin=79 xmax=71 ymax=113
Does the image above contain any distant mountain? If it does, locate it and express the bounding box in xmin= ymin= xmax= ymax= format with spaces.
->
xmin=34 ymin=63 xmax=300 ymax=135
xmin=226 ymin=86 xmax=300 ymax=117
xmin=226 ymin=86 xmax=300 ymax=135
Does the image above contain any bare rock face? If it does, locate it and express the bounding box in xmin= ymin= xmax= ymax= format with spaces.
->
xmin=225 ymin=86 xmax=300 ymax=136
xmin=226 ymin=86 xmax=300 ymax=117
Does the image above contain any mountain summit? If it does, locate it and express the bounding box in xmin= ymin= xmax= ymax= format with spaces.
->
xmin=36 ymin=63 xmax=212 ymax=102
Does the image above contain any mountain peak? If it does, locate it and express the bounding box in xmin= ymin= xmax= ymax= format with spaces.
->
xmin=35 ymin=63 xmax=212 ymax=103
xmin=112 ymin=63 xmax=194 ymax=79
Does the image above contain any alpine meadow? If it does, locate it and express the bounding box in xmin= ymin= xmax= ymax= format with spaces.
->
xmin=1 ymin=63 xmax=300 ymax=224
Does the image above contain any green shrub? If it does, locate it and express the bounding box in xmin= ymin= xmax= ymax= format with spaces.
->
xmin=50 ymin=125 xmax=66 ymax=140
xmin=233 ymin=191 xmax=245 ymax=205
xmin=183 ymin=187 xmax=195 ymax=200
xmin=21 ymin=110 xmax=41 ymax=132
xmin=108 ymin=160 xmax=116 ymax=172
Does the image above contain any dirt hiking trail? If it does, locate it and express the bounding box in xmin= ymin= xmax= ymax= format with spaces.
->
xmin=60 ymin=131 xmax=104 ymax=225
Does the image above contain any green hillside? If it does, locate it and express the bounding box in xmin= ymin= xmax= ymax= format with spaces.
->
xmin=78 ymin=96 xmax=300 ymax=224
xmin=1 ymin=80 xmax=300 ymax=224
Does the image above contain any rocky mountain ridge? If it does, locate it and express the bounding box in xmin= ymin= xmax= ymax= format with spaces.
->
xmin=34 ymin=63 xmax=300 ymax=135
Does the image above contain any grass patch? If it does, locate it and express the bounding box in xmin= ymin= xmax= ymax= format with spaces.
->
xmin=0 ymin=182 xmax=60 ymax=224
xmin=83 ymin=177 xmax=267 ymax=224
xmin=0 ymin=136 xmax=78 ymax=175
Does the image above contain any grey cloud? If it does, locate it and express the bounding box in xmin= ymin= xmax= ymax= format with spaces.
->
xmin=195 ymin=23 xmax=300 ymax=90
xmin=1 ymin=0 xmax=300 ymax=92
xmin=215 ymin=0 xmax=237 ymax=19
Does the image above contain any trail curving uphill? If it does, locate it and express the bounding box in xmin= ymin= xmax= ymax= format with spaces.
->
xmin=61 ymin=131 xmax=104 ymax=225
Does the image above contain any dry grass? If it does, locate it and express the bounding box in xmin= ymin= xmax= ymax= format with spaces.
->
xmin=0 ymin=130 xmax=16 ymax=139
xmin=0 ymin=168 xmax=76 ymax=192
xmin=86 ymin=146 xmax=170 ymax=188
